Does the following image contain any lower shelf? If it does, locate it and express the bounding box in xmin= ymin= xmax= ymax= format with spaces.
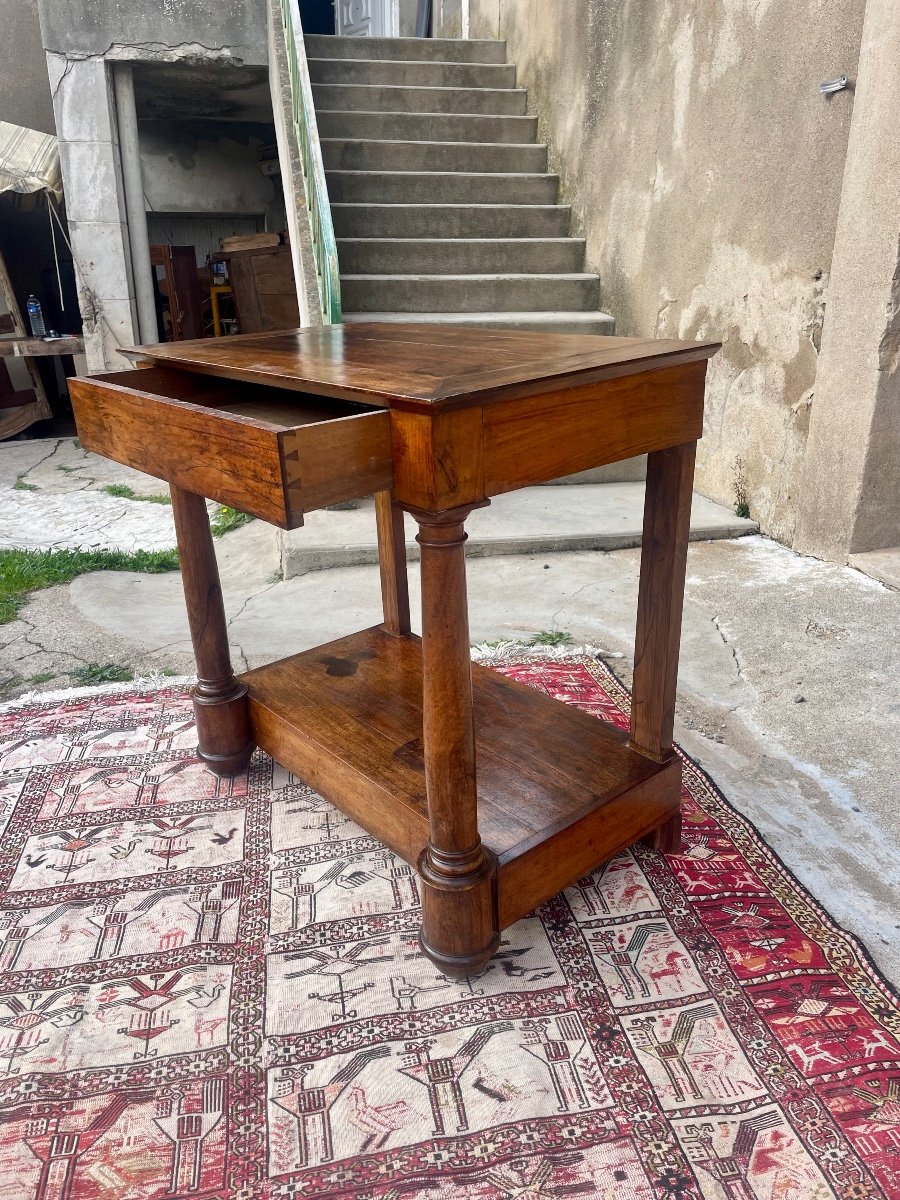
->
xmin=241 ymin=626 xmax=680 ymax=927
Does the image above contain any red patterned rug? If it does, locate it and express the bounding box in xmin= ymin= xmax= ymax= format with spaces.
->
xmin=0 ymin=652 xmax=897 ymax=1200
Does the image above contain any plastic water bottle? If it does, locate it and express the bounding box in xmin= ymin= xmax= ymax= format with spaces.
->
xmin=26 ymin=295 xmax=46 ymax=337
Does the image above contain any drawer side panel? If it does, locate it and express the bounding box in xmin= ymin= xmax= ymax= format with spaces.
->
xmin=483 ymin=361 xmax=706 ymax=494
xmin=70 ymin=377 xmax=291 ymax=526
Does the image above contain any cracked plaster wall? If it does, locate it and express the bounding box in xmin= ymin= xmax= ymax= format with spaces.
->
xmin=40 ymin=0 xmax=278 ymax=370
xmin=470 ymin=0 xmax=865 ymax=545
xmin=36 ymin=0 xmax=268 ymax=66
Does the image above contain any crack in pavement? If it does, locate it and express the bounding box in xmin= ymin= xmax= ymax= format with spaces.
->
xmin=550 ymin=578 xmax=604 ymax=632
xmin=18 ymin=439 xmax=63 ymax=482
xmin=711 ymin=612 xmax=744 ymax=679
xmin=226 ymin=579 xmax=281 ymax=631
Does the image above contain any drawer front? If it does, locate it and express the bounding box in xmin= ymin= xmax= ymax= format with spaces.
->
xmin=71 ymin=375 xmax=294 ymax=525
xmin=70 ymin=372 xmax=394 ymax=527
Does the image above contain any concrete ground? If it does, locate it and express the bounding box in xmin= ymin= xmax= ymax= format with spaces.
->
xmin=1 ymin=443 xmax=898 ymax=987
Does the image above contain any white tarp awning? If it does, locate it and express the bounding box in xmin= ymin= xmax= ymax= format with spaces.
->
xmin=0 ymin=121 xmax=62 ymax=199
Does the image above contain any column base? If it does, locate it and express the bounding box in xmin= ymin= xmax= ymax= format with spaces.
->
xmin=417 ymin=846 xmax=499 ymax=979
xmin=192 ymin=684 xmax=254 ymax=778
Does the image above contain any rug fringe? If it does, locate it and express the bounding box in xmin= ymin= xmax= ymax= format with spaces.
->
xmin=0 ymin=672 xmax=196 ymax=712
xmin=470 ymin=640 xmax=624 ymax=663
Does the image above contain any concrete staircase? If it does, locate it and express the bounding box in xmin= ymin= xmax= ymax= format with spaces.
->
xmin=304 ymin=34 xmax=614 ymax=334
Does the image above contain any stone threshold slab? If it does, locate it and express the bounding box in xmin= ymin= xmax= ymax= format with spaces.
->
xmin=848 ymin=547 xmax=900 ymax=591
xmin=281 ymin=482 xmax=758 ymax=577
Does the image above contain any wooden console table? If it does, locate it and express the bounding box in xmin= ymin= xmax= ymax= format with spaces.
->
xmin=69 ymin=323 xmax=718 ymax=978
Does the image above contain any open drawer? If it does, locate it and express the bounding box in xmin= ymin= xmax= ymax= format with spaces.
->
xmin=68 ymin=366 xmax=393 ymax=528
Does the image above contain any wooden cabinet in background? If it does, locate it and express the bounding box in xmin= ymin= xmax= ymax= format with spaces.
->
xmin=222 ymin=244 xmax=299 ymax=334
xmin=149 ymin=245 xmax=205 ymax=342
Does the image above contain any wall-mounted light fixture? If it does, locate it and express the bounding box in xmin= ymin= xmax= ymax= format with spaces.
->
xmin=820 ymin=75 xmax=850 ymax=95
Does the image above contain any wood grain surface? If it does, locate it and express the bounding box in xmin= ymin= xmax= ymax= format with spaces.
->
xmin=121 ymin=322 xmax=720 ymax=412
xmin=239 ymin=627 xmax=676 ymax=926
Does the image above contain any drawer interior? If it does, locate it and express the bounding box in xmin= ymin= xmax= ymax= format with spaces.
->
xmin=107 ymin=366 xmax=380 ymax=429
xmin=73 ymin=364 xmax=394 ymax=528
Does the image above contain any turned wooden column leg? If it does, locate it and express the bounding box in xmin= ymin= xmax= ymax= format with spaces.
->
xmin=374 ymin=490 xmax=410 ymax=636
xmin=630 ymin=442 xmax=697 ymax=852
xmin=414 ymin=508 xmax=499 ymax=978
xmin=170 ymin=485 xmax=253 ymax=777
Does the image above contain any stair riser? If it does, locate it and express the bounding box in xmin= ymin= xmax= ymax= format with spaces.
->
xmin=312 ymin=83 xmax=527 ymax=115
xmin=322 ymin=139 xmax=547 ymax=173
xmin=337 ymin=239 xmax=586 ymax=274
xmin=341 ymin=277 xmax=600 ymax=313
xmin=317 ymin=110 xmax=538 ymax=144
xmin=343 ymin=311 xmax=617 ymax=334
xmin=326 ymin=173 xmax=558 ymax=203
xmin=308 ymin=59 xmax=517 ymax=89
xmin=305 ymin=35 xmax=507 ymax=64
xmin=331 ymin=204 xmax=572 ymax=238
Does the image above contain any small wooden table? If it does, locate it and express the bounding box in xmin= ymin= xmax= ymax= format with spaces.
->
xmin=69 ymin=323 xmax=718 ymax=978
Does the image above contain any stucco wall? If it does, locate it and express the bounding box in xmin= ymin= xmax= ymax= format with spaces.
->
xmin=0 ymin=0 xmax=54 ymax=132
xmin=470 ymin=0 xmax=864 ymax=543
xmin=139 ymin=121 xmax=283 ymax=221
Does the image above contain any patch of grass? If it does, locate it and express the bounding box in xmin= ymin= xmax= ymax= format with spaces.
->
xmin=13 ymin=477 xmax=38 ymax=492
xmin=158 ymin=667 xmax=179 ymax=677
xmin=102 ymin=483 xmax=171 ymax=504
xmin=0 ymin=546 xmax=180 ymax=624
xmin=70 ymin=663 xmax=133 ymax=685
xmin=528 ymin=630 xmax=574 ymax=647
xmin=72 ymin=438 xmax=81 ymax=449
xmin=56 ymin=464 xmax=82 ymax=474
xmin=26 ymin=671 xmax=56 ymax=684
xmin=211 ymin=505 xmax=253 ymax=537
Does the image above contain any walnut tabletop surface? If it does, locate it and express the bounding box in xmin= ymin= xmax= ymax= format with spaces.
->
xmin=124 ymin=322 xmax=720 ymax=413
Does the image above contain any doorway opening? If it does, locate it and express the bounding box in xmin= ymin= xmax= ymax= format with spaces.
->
xmin=300 ymin=0 xmax=336 ymax=34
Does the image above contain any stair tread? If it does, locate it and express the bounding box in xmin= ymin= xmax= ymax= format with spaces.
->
xmin=326 ymin=170 xmax=557 ymax=178
xmin=321 ymin=138 xmax=546 ymax=149
xmin=331 ymin=202 xmax=570 ymax=208
xmin=341 ymin=272 xmax=598 ymax=280
xmin=314 ymin=82 xmax=525 ymax=93
xmin=307 ymin=56 xmax=511 ymax=69
xmin=318 ymin=110 xmax=533 ymax=120
xmin=342 ymin=311 xmax=615 ymax=324
xmin=336 ymin=240 xmax=585 ymax=247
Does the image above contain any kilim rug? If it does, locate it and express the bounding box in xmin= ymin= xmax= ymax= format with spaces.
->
xmin=0 ymin=652 xmax=898 ymax=1200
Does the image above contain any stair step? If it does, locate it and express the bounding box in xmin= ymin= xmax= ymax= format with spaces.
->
xmin=337 ymin=238 xmax=586 ymax=274
xmin=343 ymin=311 xmax=615 ymax=333
xmin=316 ymin=110 xmax=538 ymax=144
xmin=326 ymin=171 xmax=558 ymax=204
xmin=321 ymin=137 xmax=547 ymax=173
xmin=340 ymin=274 xmax=600 ymax=313
xmin=280 ymin=485 xmax=759 ymax=577
xmin=307 ymin=57 xmax=516 ymax=89
xmin=330 ymin=203 xmax=572 ymax=238
xmin=305 ymin=35 xmax=507 ymax=64
xmin=312 ymin=83 xmax=527 ymax=115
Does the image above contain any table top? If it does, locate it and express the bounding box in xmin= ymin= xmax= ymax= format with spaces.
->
xmin=125 ymin=322 xmax=719 ymax=413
